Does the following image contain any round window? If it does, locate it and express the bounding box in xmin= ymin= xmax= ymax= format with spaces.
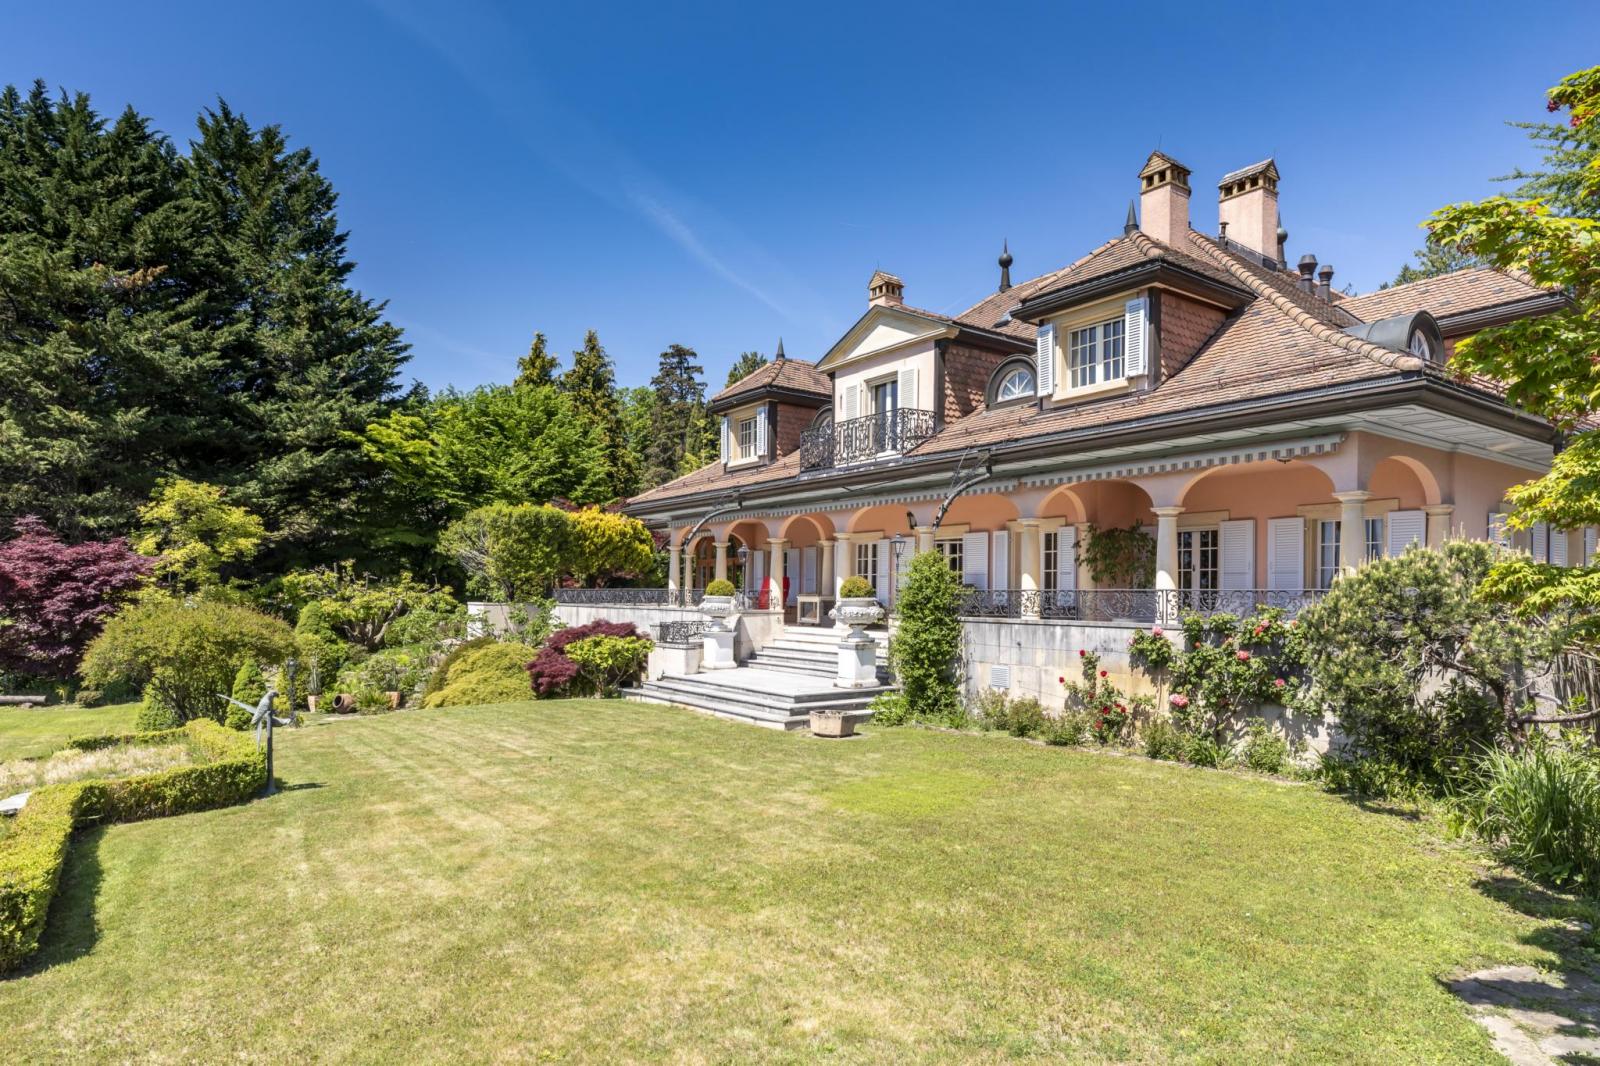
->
xmin=995 ymin=366 xmax=1035 ymax=402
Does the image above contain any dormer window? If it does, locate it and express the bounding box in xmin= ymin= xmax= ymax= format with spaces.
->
xmin=1068 ymin=317 xmax=1125 ymax=390
xmin=737 ymin=416 xmax=759 ymax=459
xmin=996 ymin=366 xmax=1034 ymax=402
xmin=1408 ymin=329 xmax=1434 ymax=362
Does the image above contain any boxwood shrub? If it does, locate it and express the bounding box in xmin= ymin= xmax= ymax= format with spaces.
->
xmin=0 ymin=719 xmax=265 ymax=972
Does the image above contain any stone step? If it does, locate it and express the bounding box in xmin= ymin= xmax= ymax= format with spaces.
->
xmin=628 ymin=668 xmax=893 ymax=731
xmin=765 ymin=638 xmax=889 ymax=661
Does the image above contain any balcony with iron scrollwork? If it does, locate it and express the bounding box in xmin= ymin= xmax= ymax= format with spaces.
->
xmin=798 ymin=408 xmax=937 ymax=471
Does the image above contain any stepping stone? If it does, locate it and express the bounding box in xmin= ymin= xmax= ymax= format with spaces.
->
xmin=0 ymin=791 xmax=30 ymax=816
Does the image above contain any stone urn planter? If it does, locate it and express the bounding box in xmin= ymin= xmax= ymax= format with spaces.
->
xmin=809 ymin=710 xmax=856 ymax=738
xmin=699 ymin=594 xmax=738 ymax=631
xmin=700 ymin=591 xmax=739 ymax=670
xmin=831 ymin=597 xmax=884 ymax=641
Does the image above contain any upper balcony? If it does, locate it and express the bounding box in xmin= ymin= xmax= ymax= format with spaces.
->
xmin=798 ymin=408 xmax=937 ymax=471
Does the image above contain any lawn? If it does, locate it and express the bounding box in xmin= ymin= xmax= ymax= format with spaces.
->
xmin=0 ymin=699 xmax=1560 ymax=1063
xmin=0 ymin=702 xmax=140 ymax=762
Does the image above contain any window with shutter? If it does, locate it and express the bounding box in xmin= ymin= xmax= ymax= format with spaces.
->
xmin=842 ymin=384 xmax=859 ymax=421
xmin=898 ymin=367 xmax=918 ymax=411
xmin=1552 ymin=529 xmax=1569 ymax=567
xmin=1387 ymin=510 xmax=1425 ymax=557
xmin=1035 ymin=324 xmax=1055 ymax=396
xmin=1056 ymin=527 xmax=1077 ymax=591
xmin=992 ymin=530 xmax=1010 ymax=592
xmin=754 ymin=408 xmax=768 ymax=459
xmin=802 ymin=547 xmax=818 ymax=595
xmin=1488 ymin=512 xmax=1512 ymax=550
xmin=961 ymin=532 xmax=989 ymax=590
xmin=1124 ymin=297 xmax=1149 ymax=378
xmin=1219 ymin=519 xmax=1254 ymax=590
xmin=1266 ymin=517 xmax=1305 ymax=591
xmin=874 ymin=540 xmax=892 ymax=603
xmin=785 ymin=548 xmax=799 ymax=605
xmin=1586 ymin=527 xmax=1598 ymax=565
xmin=1532 ymin=522 xmax=1550 ymax=563
xmin=719 ymin=416 xmax=729 ymax=463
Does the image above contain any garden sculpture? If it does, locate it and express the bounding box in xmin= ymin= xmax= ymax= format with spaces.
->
xmin=218 ymin=687 xmax=290 ymax=797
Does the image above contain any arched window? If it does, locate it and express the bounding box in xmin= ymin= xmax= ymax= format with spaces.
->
xmin=986 ymin=357 xmax=1037 ymax=406
xmin=1408 ymin=329 xmax=1434 ymax=362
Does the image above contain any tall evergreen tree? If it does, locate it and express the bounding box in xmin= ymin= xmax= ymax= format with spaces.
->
xmin=1387 ymin=240 xmax=1483 ymax=287
xmin=559 ymin=330 xmax=635 ymax=499
xmin=644 ymin=344 xmax=707 ymax=488
xmin=514 ymin=331 xmax=558 ymax=387
xmin=725 ymin=350 xmax=767 ymax=387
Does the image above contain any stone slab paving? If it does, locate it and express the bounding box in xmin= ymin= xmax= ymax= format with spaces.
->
xmin=1448 ymin=963 xmax=1600 ymax=1065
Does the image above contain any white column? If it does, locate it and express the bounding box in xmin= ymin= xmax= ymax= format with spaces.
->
xmin=1334 ymin=491 xmax=1371 ymax=577
xmin=1153 ymin=506 xmax=1183 ymax=623
xmin=767 ymin=538 xmax=787 ymax=611
xmin=667 ymin=535 xmax=681 ymax=592
xmin=713 ymin=540 xmax=728 ymax=582
xmin=1018 ymin=520 xmax=1041 ymax=620
xmin=682 ymin=541 xmax=696 ymax=592
xmin=1424 ymin=504 xmax=1454 ymax=549
xmin=819 ymin=538 xmax=835 ymax=597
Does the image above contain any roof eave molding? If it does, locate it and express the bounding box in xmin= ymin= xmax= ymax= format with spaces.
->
xmin=1013 ymin=260 xmax=1252 ymax=324
xmin=816 ymin=305 xmax=959 ymax=372
xmin=707 ymin=385 xmax=832 ymax=416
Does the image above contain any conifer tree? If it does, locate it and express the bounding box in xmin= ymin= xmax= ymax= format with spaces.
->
xmin=514 ymin=331 xmax=559 ymax=387
xmin=725 ymin=350 xmax=768 ymax=387
xmin=559 ymin=330 xmax=636 ymax=499
xmin=644 ymin=344 xmax=707 ymax=488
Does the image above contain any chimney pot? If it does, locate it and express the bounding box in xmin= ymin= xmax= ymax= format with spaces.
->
xmin=867 ymin=270 xmax=904 ymax=307
xmin=1316 ymin=263 xmax=1334 ymax=302
xmin=1137 ymin=151 xmax=1191 ymax=246
xmin=1297 ymin=254 xmax=1317 ymax=294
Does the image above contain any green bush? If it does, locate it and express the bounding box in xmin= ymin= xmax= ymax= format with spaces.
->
xmin=1143 ymin=719 xmax=1186 ymax=761
xmin=420 ymin=642 xmax=538 ymax=708
xmin=294 ymin=600 xmax=349 ymax=683
xmin=228 ymin=660 xmax=267 ymax=730
xmin=1457 ymin=739 xmax=1600 ymax=893
xmin=135 ymin=683 xmax=181 ymax=730
xmin=867 ymin=691 xmax=912 ymax=726
xmin=1240 ymin=721 xmax=1293 ymax=775
xmin=564 ymin=635 xmax=652 ymax=697
xmin=969 ymin=690 xmax=1009 ymax=730
xmin=1003 ymin=696 xmax=1047 ymax=738
xmin=423 ymin=637 xmax=495 ymax=699
xmin=886 ymin=552 xmax=965 ymax=725
xmin=353 ymin=688 xmax=392 ymax=715
xmin=81 ymin=596 xmax=295 ymax=724
xmin=336 ymin=647 xmax=428 ymax=697
xmin=704 ymin=578 xmax=736 ymax=597
xmin=1 ymin=719 xmax=264 ymax=972
xmin=839 ymin=576 xmax=875 ymax=599
xmin=1040 ymin=709 xmax=1090 ymax=746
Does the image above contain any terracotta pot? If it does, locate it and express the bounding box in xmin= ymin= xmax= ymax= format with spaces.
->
xmin=386 ymin=691 xmax=402 ymax=710
xmin=809 ymin=710 xmax=856 ymax=738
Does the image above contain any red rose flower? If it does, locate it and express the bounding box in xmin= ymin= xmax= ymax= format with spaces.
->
xmin=1099 ymin=669 xmax=1107 ymax=678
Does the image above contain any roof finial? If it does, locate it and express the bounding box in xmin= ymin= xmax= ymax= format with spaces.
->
xmin=774 ymin=337 xmax=785 ymax=360
xmin=1124 ymin=199 xmax=1138 ymax=236
xmin=997 ymin=240 xmax=1013 ymax=293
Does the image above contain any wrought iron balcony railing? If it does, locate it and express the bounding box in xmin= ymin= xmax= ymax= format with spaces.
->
xmin=552 ymin=588 xmax=755 ymax=610
xmin=957 ymin=588 xmax=1325 ymax=622
xmin=799 ymin=408 xmax=937 ymax=471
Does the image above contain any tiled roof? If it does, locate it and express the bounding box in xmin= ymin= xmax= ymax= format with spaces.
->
xmin=711 ymin=357 xmax=830 ymax=404
xmin=952 ymin=232 xmax=1245 ymax=341
xmin=625 ymin=232 xmax=1550 ymax=512
xmin=1337 ymin=268 xmax=1553 ymax=326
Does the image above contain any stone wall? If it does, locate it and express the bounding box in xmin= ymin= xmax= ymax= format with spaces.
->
xmin=959 ymin=617 xmax=1339 ymax=755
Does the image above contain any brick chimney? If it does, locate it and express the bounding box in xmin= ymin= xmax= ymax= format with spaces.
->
xmin=867 ymin=270 xmax=904 ymax=307
xmin=1137 ymin=151 xmax=1191 ymax=246
xmin=1217 ymin=159 xmax=1281 ymax=262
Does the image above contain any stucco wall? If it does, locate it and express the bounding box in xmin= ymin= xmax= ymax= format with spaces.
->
xmin=833 ymin=339 xmax=937 ymax=414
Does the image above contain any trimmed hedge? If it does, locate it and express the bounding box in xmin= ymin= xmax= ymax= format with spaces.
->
xmin=0 ymin=719 xmax=265 ymax=972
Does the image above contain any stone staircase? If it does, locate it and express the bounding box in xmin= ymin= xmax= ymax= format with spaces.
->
xmin=746 ymin=625 xmax=891 ymax=681
xmin=628 ymin=625 xmax=895 ymax=731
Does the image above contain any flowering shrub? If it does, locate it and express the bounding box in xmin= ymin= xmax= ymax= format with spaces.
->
xmin=1061 ymin=649 xmax=1151 ymax=745
xmin=1129 ymin=609 xmax=1306 ymax=745
xmin=525 ymin=620 xmax=648 ymax=697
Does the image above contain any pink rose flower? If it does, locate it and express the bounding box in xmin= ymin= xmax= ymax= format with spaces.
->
xmin=1274 ymin=678 xmax=1286 ymax=689
xmin=1151 ymin=626 xmax=1163 ymax=637
xmin=1236 ymin=650 xmax=1251 ymax=662
xmin=1170 ymin=693 xmax=1189 ymax=708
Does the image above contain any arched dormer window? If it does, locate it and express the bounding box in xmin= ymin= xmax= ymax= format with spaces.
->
xmin=1408 ymin=329 xmax=1434 ymax=362
xmin=986 ymin=357 xmax=1037 ymax=407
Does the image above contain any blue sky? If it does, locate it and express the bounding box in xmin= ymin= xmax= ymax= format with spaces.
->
xmin=4 ymin=1 xmax=1596 ymax=392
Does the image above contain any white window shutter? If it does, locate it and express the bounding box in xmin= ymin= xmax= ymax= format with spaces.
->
xmin=801 ymin=547 xmax=818 ymax=594
xmin=719 ymin=416 xmax=729 ymax=462
xmin=898 ymin=366 xmax=918 ymax=411
xmin=1387 ymin=510 xmax=1425 ymax=557
xmin=1035 ymin=324 xmax=1055 ymax=396
xmin=1267 ymin=517 xmax=1305 ymax=591
xmin=961 ymin=532 xmax=989 ymax=590
xmin=1551 ymin=529 xmax=1569 ymax=568
xmin=1586 ymin=527 xmax=1597 ymax=565
xmin=1056 ymin=526 xmax=1077 ymax=590
xmin=842 ymin=384 xmax=859 ymax=421
xmin=1219 ymin=519 xmax=1254 ymax=590
xmin=785 ymin=548 xmax=799 ymax=605
xmin=754 ymin=407 xmax=768 ymax=458
xmin=1488 ymin=512 xmax=1512 ymax=550
xmin=874 ymin=540 xmax=892 ymax=602
xmin=1532 ymin=521 xmax=1550 ymax=563
xmin=992 ymin=530 xmax=1010 ymax=591
xmin=748 ymin=550 xmax=764 ymax=595
xmin=1124 ymin=297 xmax=1149 ymax=378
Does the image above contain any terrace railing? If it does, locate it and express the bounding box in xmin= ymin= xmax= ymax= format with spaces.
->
xmin=798 ymin=408 xmax=938 ymax=471
xmin=553 ymin=588 xmax=755 ymax=610
xmin=654 ymin=619 xmax=708 ymax=644
xmin=957 ymin=588 xmax=1325 ymax=623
